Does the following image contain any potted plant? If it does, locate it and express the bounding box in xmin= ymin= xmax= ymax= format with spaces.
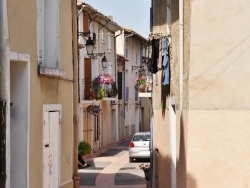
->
xmin=135 ymin=75 xmax=147 ymax=92
xmin=139 ymin=163 xmax=150 ymax=187
xmin=78 ymin=141 xmax=92 ymax=157
xmin=87 ymin=104 xmax=102 ymax=116
xmin=96 ymin=87 xmax=106 ymax=100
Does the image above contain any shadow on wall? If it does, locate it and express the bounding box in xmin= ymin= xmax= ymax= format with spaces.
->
xmin=152 ymin=0 xmax=179 ymax=29
xmin=152 ymin=117 xmax=197 ymax=188
xmin=161 ymin=83 xmax=170 ymax=117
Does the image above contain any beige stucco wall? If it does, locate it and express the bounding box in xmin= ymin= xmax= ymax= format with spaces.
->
xmin=152 ymin=0 xmax=250 ymax=188
xmin=185 ymin=1 xmax=250 ymax=188
xmin=189 ymin=0 xmax=250 ymax=110
xmin=7 ymin=0 xmax=74 ymax=187
xmin=187 ymin=111 xmax=250 ymax=188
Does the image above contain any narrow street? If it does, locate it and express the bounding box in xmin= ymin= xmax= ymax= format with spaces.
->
xmin=79 ymin=138 xmax=150 ymax=188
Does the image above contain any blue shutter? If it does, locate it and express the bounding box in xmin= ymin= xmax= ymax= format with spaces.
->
xmin=125 ymin=87 xmax=129 ymax=102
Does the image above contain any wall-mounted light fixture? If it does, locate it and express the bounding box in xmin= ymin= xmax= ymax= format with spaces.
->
xmin=132 ymin=65 xmax=144 ymax=71
xmin=101 ymin=53 xmax=108 ymax=70
xmin=79 ymin=30 xmax=109 ymax=70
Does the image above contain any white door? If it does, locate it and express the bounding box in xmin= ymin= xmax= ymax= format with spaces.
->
xmin=43 ymin=111 xmax=60 ymax=188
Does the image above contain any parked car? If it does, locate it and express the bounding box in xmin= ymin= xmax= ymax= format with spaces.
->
xmin=129 ymin=131 xmax=150 ymax=162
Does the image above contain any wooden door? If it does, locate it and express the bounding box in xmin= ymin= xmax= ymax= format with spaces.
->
xmin=43 ymin=111 xmax=60 ymax=188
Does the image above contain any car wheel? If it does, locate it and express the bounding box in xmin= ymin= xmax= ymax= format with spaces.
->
xmin=129 ymin=157 xmax=134 ymax=162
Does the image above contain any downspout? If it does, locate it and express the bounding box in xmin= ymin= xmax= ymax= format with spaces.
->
xmin=114 ymin=30 xmax=122 ymax=141
xmin=72 ymin=0 xmax=80 ymax=187
xmin=179 ymin=0 xmax=184 ymax=113
xmin=0 ymin=0 xmax=9 ymax=99
xmin=124 ymin=32 xmax=133 ymax=135
xmin=0 ymin=1 xmax=9 ymax=188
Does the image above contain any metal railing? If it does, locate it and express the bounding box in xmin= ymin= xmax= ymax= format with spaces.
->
xmin=82 ymin=79 xmax=118 ymax=100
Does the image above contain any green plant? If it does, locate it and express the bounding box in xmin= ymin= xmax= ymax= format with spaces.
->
xmin=78 ymin=141 xmax=91 ymax=156
xmin=96 ymin=87 xmax=106 ymax=100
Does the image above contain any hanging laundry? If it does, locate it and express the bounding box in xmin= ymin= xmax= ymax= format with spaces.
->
xmin=157 ymin=37 xmax=162 ymax=70
xmin=162 ymin=37 xmax=170 ymax=85
xmin=147 ymin=38 xmax=159 ymax=74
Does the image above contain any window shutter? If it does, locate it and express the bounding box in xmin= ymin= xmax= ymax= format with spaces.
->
xmin=37 ymin=0 xmax=44 ymax=65
xmin=150 ymin=7 xmax=153 ymax=32
xmin=125 ymin=87 xmax=129 ymax=102
xmin=107 ymin=62 xmax=112 ymax=75
xmin=83 ymin=12 xmax=89 ymax=33
xmin=108 ymin=32 xmax=111 ymax=53
xmin=135 ymin=90 xmax=138 ymax=101
xmin=101 ymin=29 xmax=104 ymax=43
xmin=92 ymin=32 xmax=96 ymax=45
xmin=118 ymin=72 xmax=122 ymax=100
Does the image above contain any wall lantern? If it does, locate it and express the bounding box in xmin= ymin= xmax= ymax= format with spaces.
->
xmin=101 ymin=53 xmax=108 ymax=70
xmin=79 ymin=30 xmax=109 ymax=69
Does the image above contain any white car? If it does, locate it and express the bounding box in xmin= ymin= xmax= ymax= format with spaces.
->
xmin=128 ymin=132 xmax=150 ymax=162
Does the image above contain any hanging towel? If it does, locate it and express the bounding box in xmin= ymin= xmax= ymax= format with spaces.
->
xmin=157 ymin=37 xmax=162 ymax=70
xmin=162 ymin=37 xmax=170 ymax=85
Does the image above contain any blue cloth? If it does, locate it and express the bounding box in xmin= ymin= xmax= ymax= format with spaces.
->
xmin=162 ymin=37 xmax=170 ymax=85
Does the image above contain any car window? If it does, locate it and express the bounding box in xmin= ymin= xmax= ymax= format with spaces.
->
xmin=133 ymin=134 xmax=150 ymax=141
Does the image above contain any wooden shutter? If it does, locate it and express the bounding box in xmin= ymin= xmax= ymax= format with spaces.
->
xmin=125 ymin=87 xmax=129 ymax=102
xmin=101 ymin=29 xmax=104 ymax=43
xmin=118 ymin=72 xmax=122 ymax=100
xmin=108 ymin=32 xmax=111 ymax=53
xmin=84 ymin=58 xmax=92 ymax=99
xmin=83 ymin=12 xmax=89 ymax=33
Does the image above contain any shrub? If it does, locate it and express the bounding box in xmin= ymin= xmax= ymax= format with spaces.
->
xmin=78 ymin=141 xmax=91 ymax=156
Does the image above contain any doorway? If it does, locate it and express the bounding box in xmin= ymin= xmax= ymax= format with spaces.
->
xmin=10 ymin=60 xmax=29 ymax=188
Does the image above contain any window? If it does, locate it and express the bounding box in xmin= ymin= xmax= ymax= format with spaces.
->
xmin=37 ymin=0 xmax=59 ymax=68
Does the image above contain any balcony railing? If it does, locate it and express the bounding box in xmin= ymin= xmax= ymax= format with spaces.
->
xmin=82 ymin=79 xmax=118 ymax=101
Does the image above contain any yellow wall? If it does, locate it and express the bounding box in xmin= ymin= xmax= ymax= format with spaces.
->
xmin=7 ymin=0 xmax=74 ymax=187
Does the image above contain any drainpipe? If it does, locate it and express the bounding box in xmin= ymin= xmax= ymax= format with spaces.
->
xmin=0 ymin=0 xmax=9 ymax=100
xmin=72 ymin=0 xmax=80 ymax=187
xmin=179 ymin=0 xmax=184 ymax=113
xmin=114 ymin=30 xmax=122 ymax=141
xmin=124 ymin=32 xmax=133 ymax=135
xmin=0 ymin=1 xmax=9 ymax=188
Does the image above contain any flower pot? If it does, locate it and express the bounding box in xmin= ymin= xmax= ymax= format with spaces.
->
xmin=139 ymin=84 xmax=146 ymax=92
xmin=145 ymin=180 xmax=150 ymax=188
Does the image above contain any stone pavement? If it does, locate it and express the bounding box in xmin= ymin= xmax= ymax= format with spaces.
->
xmin=78 ymin=138 xmax=148 ymax=188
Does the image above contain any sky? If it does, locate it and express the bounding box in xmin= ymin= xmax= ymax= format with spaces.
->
xmin=83 ymin=0 xmax=151 ymax=38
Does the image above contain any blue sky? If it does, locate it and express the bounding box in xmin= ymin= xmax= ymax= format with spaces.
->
xmin=84 ymin=0 xmax=151 ymax=38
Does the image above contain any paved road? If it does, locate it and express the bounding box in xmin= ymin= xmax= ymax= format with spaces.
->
xmin=78 ymin=138 xmax=150 ymax=188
